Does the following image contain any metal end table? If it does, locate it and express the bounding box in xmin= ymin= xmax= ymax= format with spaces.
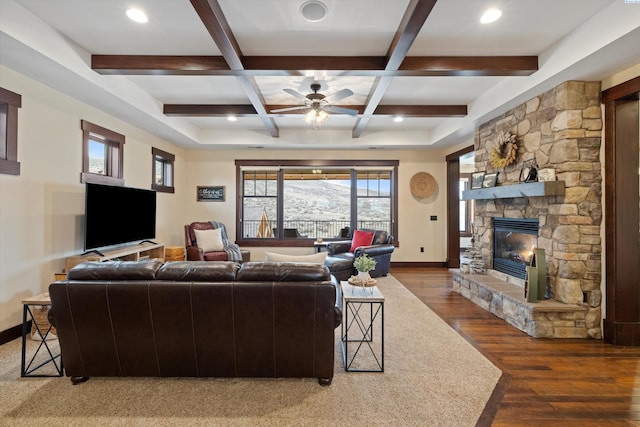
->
xmin=21 ymin=292 xmax=64 ymax=377
xmin=340 ymin=281 xmax=384 ymax=372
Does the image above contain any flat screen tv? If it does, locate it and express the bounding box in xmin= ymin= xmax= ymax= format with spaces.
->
xmin=84 ymin=183 xmax=157 ymax=251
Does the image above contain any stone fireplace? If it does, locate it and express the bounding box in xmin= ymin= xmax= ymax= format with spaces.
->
xmin=453 ymin=81 xmax=603 ymax=339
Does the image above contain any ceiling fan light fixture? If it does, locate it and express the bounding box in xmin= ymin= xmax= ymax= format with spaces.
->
xmin=227 ymin=115 xmax=237 ymax=122
xmin=300 ymin=1 xmax=327 ymax=22
xmin=393 ymin=116 xmax=404 ymax=123
xmin=305 ymin=107 xmax=328 ymax=129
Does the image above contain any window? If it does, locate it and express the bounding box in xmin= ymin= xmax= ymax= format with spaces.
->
xmin=81 ymin=120 xmax=124 ymax=185
xmin=0 ymin=87 xmax=21 ymax=175
xmin=236 ymin=160 xmax=398 ymax=246
xmin=459 ymin=173 xmax=473 ymax=236
xmin=151 ymin=147 xmax=175 ymax=193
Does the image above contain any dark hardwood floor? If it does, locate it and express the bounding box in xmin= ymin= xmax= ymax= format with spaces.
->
xmin=392 ymin=267 xmax=640 ymax=427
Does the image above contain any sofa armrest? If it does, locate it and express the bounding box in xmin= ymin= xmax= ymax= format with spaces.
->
xmin=354 ymin=244 xmax=395 ymax=258
xmin=186 ymin=245 xmax=204 ymax=261
xmin=331 ymin=275 xmax=343 ymax=328
xmin=326 ymin=240 xmax=352 ymax=255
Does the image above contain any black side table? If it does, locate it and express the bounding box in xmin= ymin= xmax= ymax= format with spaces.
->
xmin=21 ymin=292 xmax=63 ymax=377
xmin=340 ymin=282 xmax=384 ymax=372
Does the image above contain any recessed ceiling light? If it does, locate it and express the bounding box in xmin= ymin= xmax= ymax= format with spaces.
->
xmin=393 ymin=116 xmax=404 ymax=123
xmin=300 ymin=1 xmax=327 ymax=22
xmin=480 ymin=8 xmax=502 ymax=24
xmin=126 ymin=8 xmax=148 ymax=23
xmin=227 ymin=116 xmax=238 ymax=122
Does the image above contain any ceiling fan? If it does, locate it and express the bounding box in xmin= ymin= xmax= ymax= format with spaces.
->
xmin=271 ymin=82 xmax=358 ymax=127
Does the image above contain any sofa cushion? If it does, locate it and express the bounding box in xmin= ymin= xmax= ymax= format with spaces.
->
xmin=237 ymin=261 xmax=330 ymax=282
xmin=265 ymin=251 xmax=327 ymax=264
xmin=67 ymin=259 xmax=163 ymax=281
xmin=156 ymin=261 xmax=239 ymax=281
xmin=350 ymin=230 xmax=375 ymax=252
xmin=194 ymin=228 xmax=224 ymax=252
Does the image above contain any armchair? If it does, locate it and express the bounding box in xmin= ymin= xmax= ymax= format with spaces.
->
xmin=184 ymin=221 xmax=250 ymax=262
xmin=325 ymin=229 xmax=395 ymax=280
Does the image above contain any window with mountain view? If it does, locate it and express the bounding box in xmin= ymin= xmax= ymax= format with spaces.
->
xmin=237 ymin=160 xmax=397 ymax=245
xmin=81 ymin=120 xmax=124 ymax=186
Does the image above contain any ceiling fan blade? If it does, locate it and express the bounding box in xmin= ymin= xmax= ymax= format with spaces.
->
xmin=325 ymin=88 xmax=354 ymax=102
xmin=283 ymin=88 xmax=308 ymax=101
xmin=324 ymin=105 xmax=358 ymax=116
xmin=270 ymin=106 xmax=308 ymax=113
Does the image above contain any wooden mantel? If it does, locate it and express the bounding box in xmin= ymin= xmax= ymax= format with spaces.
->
xmin=462 ymin=181 xmax=565 ymax=200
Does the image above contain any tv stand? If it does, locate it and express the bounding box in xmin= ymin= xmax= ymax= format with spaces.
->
xmin=139 ymin=240 xmax=157 ymax=245
xmin=65 ymin=242 xmax=165 ymax=272
xmin=81 ymin=249 xmax=105 ymax=257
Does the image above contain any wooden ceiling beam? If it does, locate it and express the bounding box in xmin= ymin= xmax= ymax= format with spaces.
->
xmin=190 ymin=0 xmax=278 ymax=136
xmin=163 ymin=104 xmax=467 ymax=117
xmin=91 ymin=55 xmax=538 ymax=77
xmin=353 ymin=0 xmax=438 ymax=138
xmin=164 ymin=104 xmax=257 ymax=116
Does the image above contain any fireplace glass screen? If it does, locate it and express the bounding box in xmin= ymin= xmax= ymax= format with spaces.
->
xmin=493 ymin=218 xmax=539 ymax=279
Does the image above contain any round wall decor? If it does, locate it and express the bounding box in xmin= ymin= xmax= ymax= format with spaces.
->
xmin=410 ymin=172 xmax=438 ymax=199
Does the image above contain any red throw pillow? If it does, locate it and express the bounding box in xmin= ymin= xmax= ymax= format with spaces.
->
xmin=350 ymin=230 xmax=375 ymax=252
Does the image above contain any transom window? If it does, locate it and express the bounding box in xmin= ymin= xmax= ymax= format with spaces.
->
xmin=236 ymin=160 xmax=398 ymax=246
xmin=151 ymin=147 xmax=175 ymax=193
xmin=81 ymin=120 xmax=124 ymax=185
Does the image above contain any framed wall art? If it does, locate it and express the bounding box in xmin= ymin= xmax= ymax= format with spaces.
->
xmin=482 ymin=172 xmax=498 ymax=188
xmin=471 ymin=172 xmax=485 ymax=189
xmin=197 ymin=186 xmax=225 ymax=202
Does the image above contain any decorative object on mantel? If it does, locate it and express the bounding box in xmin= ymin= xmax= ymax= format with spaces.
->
xmin=409 ymin=171 xmax=438 ymax=199
xmin=471 ymin=171 xmax=485 ymax=189
xmin=489 ymin=131 xmax=518 ymax=169
xmin=537 ymin=168 xmax=556 ymax=182
xmin=524 ymin=247 xmax=547 ymax=302
xmin=519 ymin=159 xmax=538 ymax=183
xmin=482 ymin=172 xmax=498 ymax=188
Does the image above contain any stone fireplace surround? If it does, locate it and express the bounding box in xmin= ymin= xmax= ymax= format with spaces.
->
xmin=453 ymin=81 xmax=603 ymax=339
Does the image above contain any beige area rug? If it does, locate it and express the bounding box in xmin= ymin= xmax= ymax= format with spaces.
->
xmin=0 ymin=275 xmax=501 ymax=426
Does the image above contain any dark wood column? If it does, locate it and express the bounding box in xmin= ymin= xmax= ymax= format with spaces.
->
xmin=602 ymin=77 xmax=640 ymax=346
xmin=446 ymin=146 xmax=474 ymax=268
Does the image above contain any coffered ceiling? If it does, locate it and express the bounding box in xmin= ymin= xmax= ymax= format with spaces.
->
xmin=1 ymin=0 xmax=640 ymax=150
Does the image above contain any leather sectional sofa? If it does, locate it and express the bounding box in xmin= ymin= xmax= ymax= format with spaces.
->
xmin=49 ymin=260 xmax=342 ymax=386
xmin=324 ymin=230 xmax=395 ymax=281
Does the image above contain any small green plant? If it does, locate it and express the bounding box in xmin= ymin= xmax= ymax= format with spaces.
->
xmin=353 ymin=254 xmax=376 ymax=272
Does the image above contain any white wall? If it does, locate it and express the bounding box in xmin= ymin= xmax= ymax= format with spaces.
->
xmin=182 ymin=149 xmax=451 ymax=263
xmin=0 ymin=66 xmax=189 ymax=331
xmin=0 ymin=65 xmax=455 ymax=332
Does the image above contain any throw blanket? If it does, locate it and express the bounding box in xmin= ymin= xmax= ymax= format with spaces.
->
xmin=209 ymin=221 xmax=243 ymax=262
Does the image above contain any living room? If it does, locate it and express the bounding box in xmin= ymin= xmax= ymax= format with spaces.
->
xmin=1 ymin=0 xmax=640 ymax=424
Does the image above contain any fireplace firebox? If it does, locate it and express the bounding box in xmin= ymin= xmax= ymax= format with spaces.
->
xmin=492 ymin=218 xmax=539 ymax=280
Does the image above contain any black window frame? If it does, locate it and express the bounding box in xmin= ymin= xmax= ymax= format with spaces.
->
xmin=235 ymin=159 xmax=398 ymax=248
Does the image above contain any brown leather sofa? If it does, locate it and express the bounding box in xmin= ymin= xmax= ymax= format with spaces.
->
xmin=325 ymin=229 xmax=395 ymax=281
xmin=49 ymin=260 xmax=342 ymax=386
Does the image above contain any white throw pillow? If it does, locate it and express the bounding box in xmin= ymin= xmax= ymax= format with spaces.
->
xmin=194 ymin=228 xmax=224 ymax=252
xmin=265 ymin=251 xmax=328 ymax=264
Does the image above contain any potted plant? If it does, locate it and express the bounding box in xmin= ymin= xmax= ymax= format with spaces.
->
xmin=353 ymin=253 xmax=377 ymax=281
